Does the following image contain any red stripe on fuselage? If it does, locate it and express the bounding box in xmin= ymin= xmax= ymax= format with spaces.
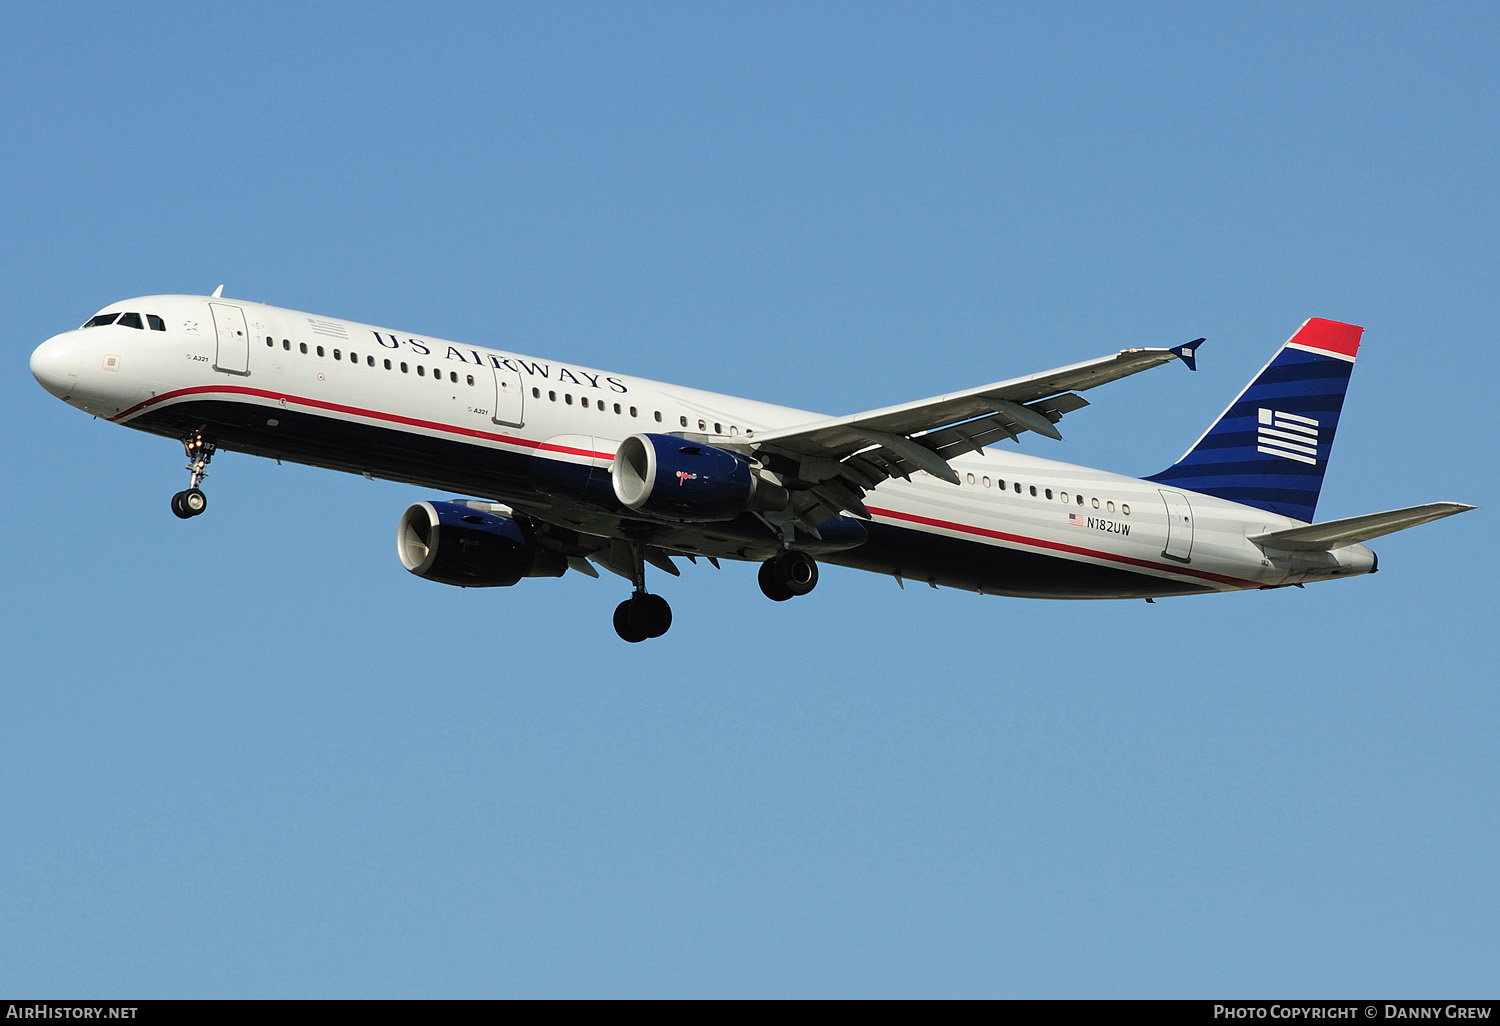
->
xmin=109 ymin=384 xmax=616 ymax=460
xmin=864 ymin=505 xmax=1257 ymax=589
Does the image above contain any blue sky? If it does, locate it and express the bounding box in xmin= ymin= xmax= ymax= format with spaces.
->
xmin=3 ymin=2 xmax=1496 ymax=997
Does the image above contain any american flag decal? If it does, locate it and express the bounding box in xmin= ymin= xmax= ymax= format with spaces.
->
xmin=1067 ymin=513 xmax=1086 ymax=526
xmin=1257 ymin=408 xmax=1319 ymax=465
xmin=307 ymin=317 xmax=348 ymax=339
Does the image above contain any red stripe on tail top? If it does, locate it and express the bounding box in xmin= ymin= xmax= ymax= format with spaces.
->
xmin=1287 ymin=317 xmax=1363 ymax=360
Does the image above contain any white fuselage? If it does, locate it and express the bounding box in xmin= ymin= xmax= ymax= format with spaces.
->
xmin=31 ymin=295 xmax=1377 ymax=599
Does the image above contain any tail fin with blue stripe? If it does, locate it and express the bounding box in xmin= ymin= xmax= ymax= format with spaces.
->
xmin=1147 ymin=318 xmax=1362 ymax=523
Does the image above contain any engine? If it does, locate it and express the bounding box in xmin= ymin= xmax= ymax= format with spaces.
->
xmin=611 ymin=433 xmax=789 ymax=521
xmin=397 ymin=501 xmax=566 ymax=587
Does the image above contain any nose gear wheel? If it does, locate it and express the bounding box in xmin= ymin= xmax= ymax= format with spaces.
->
xmin=171 ymin=488 xmax=208 ymax=519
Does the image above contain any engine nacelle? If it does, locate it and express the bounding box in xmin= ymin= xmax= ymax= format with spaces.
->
xmin=397 ymin=501 xmax=566 ymax=587
xmin=611 ymin=433 xmax=789 ymax=521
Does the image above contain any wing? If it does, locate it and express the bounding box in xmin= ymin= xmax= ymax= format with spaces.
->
xmin=727 ymin=341 xmax=1202 ymax=528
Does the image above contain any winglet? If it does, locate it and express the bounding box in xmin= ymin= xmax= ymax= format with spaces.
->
xmin=1170 ymin=338 xmax=1205 ymax=372
xmin=211 ymin=284 xmax=224 ymax=298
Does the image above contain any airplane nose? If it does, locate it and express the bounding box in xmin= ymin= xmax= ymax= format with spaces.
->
xmin=31 ymin=333 xmax=82 ymax=400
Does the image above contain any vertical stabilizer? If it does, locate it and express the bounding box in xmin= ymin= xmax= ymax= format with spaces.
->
xmin=1147 ymin=318 xmax=1362 ymax=523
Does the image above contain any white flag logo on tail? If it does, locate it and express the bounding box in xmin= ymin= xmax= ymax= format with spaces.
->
xmin=1257 ymin=408 xmax=1319 ymax=465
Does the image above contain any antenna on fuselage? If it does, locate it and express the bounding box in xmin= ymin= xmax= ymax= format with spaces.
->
xmin=211 ymin=284 xmax=224 ymax=298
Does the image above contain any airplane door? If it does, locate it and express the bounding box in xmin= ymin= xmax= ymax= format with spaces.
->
xmin=1159 ymin=489 xmax=1194 ymax=562
xmin=209 ymin=303 xmax=250 ymax=375
xmin=492 ymin=365 xmax=524 ymax=427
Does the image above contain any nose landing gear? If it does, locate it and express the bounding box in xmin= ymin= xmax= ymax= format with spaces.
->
xmin=170 ymin=428 xmax=215 ymax=519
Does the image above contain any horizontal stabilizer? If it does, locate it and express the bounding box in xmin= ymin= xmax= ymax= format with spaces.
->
xmin=1249 ymin=502 xmax=1475 ymax=551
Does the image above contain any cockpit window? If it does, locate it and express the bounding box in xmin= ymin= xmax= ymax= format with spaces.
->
xmin=147 ymin=314 xmax=166 ymax=331
xmin=83 ymin=313 xmax=120 ymax=328
xmin=117 ymin=312 xmax=144 ymax=329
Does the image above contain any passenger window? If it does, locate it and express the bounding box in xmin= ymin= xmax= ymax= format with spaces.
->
xmin=283 ymin=340 xmax=291 ymax=350
xmin=466 ymin=374 xmax=474 ymax=386
xmin=1046 ymin=489 xmax=1053 ymax=500
xmin=83 ymin=313 xmax=119 ymax=328
xmin=581 ymin=396 xmax=590 ymax=408
xmin=265 ymin=336 xmax=274 ymax=347
xmin=400 ymin=362 xmax=408 ymax=373
xmin=614 ymin=403 xmax=622 ymax=414
xmin=118 ymin=312 xmax=144 ymax=329
xmin=299 ymin=342 xmax=308 ymax=354
xmin=698 ymin=419 xmax=706 ymax=431
xmin=565 ymin=393 xmax=573 ymax=405
xmin=654 ymin=411 xmax=662 ymax=422
xmin=368 ymin=356 xmax=376 ymax=367
xmin=349 ymin=351 xmax=357 ymax=362
xmin=1028 ymin=486 xmax=1036 ymax=496
xmin=983 ymin=476 xmax=990 ymax=488
xmin=997 ymin=479 xmax=1005 ymax=489
xmin=1014 ymin=482 xmax=1022 ymax=493
xmin=333 ymin=349 xmax=341 ymax=360
xmin=630 ymin=406 xmax=638 ymax=417
xmin=147 ymin=315 xmax=166 ymax=331
xmin=316 ymin=346 xmax=325 ymax=357
xmin=383 ymin=359 xmax=391 ymax=369
xmin=1107 ymin=501 xmax=1115 ymax=513
xmin=966 ymin=473 xmax=976 ymax=485
xmin=548 ymin=390 xmax=555 ymax=401
xmin=1077 ymin=495 xmax=1084 ymax=506
xmin=1092 ymin=498 xmax=1100 ymax=509
xmin=1122 ymin=504 xmax=1130 ymax=515
xmin=680 ymin=416 xmax=688 ymax=427
xmin=418 ymin=365 xmax=425 ymax=376
xmin=730 ymin=426 xmax=739 ymax=436
xmin=532 ymin=387 xmax=540 ymax=398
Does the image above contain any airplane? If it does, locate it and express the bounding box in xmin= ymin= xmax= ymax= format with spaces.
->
xmin=29 ymin=291 xmax=1473 ymax=641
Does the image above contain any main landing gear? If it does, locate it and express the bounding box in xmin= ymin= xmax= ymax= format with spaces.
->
xmin=614 ymin=592 xmax=672 ymax=644
xmin=613 ymin=543 xmax=673 ymax=643
xmin=610 ymin=549 xmax=821 ymax=641
xmin=170 ymin=428 xmax=215 ymax=520
xmin=758 ymin=550 xmax=819 ymax=602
